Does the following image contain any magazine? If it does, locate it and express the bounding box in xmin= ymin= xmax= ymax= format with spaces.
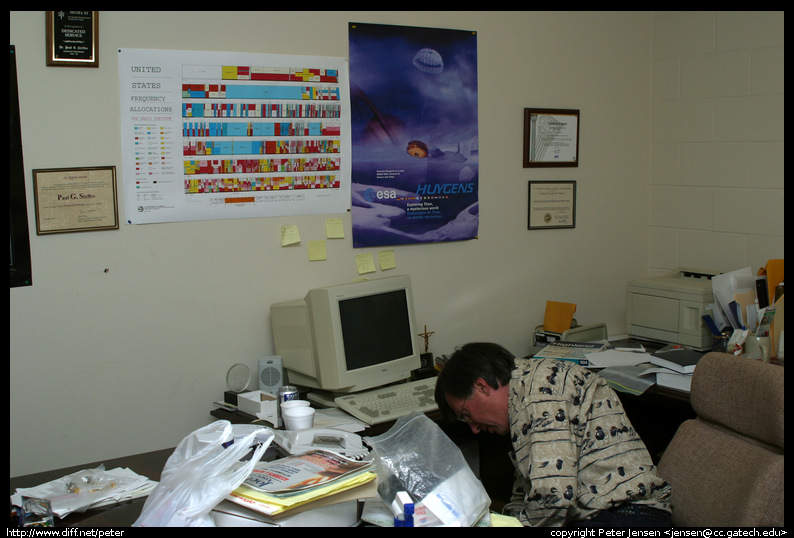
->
xmin=532 ymin=341 xmax=608 ymax=366
xmin=243 ymin=449 xmax=372 ymax=495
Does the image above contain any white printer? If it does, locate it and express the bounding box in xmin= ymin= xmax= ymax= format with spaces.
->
xmin=626 ymin=268 xmax=719 ymax=351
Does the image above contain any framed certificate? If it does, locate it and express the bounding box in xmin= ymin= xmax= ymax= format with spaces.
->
xmin=523 ymin=108 xmax=580 ymax=167
xmin=46 ymin=11 xmax=99 ymax=67
xmin=33 ymin=166 xmax=119 ymax=234
xmin=528 ymin=180 xmax=576 ymax=230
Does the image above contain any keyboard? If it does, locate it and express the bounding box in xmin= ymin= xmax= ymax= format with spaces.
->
xmin=334 ymin=377 xmax=438 ymax=425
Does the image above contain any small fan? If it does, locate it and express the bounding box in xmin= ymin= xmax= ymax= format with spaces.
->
xmin=259 ymin=363 xmax=282 ymax=389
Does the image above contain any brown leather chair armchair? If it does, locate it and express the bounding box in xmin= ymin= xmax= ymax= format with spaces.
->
xmin=657 ymin=352 xmax=784 ymax=526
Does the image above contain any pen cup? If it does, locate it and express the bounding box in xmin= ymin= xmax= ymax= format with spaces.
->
xmin=711 ymin=333 xmax=730 ymax=353
xmin=744 ymin=335 xmax=771 ymax=363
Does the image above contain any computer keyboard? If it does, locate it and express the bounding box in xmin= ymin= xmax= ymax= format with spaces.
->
xmin=334 ymin=377 xmax=438 ymax=425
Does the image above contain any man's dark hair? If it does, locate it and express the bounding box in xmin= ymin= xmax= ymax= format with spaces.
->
xmin=434 ymin=342 xmax=516 ymax=420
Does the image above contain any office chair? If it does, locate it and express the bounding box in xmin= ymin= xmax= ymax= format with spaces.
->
xmin=657 ymin=352 xmax=784 ymax=527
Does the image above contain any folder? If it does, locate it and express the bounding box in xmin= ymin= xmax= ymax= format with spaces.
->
xmin=759 ymin=259 xmax=784 ymax=304
xmin=544 ymin=301 xmax=576 ymax=334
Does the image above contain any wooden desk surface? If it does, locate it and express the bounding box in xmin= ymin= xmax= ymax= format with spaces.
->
xmin=10 ymin=447 xmax=173 ymax=527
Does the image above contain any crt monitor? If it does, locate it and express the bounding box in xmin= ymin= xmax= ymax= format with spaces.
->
xmin=270 ymin=275 xmax=420 ymax=394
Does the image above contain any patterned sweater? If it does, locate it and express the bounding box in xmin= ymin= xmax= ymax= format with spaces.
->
xmin=503 ymin=358 xmax=671 ymax=526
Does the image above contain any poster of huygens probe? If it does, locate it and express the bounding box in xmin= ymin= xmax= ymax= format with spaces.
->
xmin=348 ymin=23 xmax=479 ymax=248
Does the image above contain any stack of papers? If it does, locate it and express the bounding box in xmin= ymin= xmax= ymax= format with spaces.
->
xmin=585 ymin=349 xmax=651 ymax=368
xmin=227 ymin=450 xmax=376 ymax=519
xmin=639 ymin=349 xmax=702 ymax=392
xmin=312 ymin=407 xmax=366 ymax=432
xmin=637 ymin=367 xmax=693 ymax=392
xmin=584 ymin=346 xmax=696 ymax=394
xmin=11 ymin=466 xmax=157 ymax=519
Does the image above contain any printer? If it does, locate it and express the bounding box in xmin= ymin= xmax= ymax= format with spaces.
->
xmin=626 ymin=268 xmax=719 ymax=351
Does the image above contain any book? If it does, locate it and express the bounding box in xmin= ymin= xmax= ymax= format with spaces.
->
xmin=227 ymin=449 xmax=376 ymax=518
xmin=636 ymin=367 xmax=692 ymax=392
xmin=532 ymin=341 xmax=609 ymax=366
xmin=242 ymin=449 xmax=371 ymax=494
xmin=227 ymin=476 xmax=376 ymax=519
xmin=655 ymin=371 xmax=692 ymax=392
xmin=649 ymin=349 xmax=703 ymax=374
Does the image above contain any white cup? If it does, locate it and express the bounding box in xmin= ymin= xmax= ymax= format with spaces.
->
xmin=283 ymin=406 xmax=315 ymax=430
xmin=281 ymin=399 xmax=310 ymax=411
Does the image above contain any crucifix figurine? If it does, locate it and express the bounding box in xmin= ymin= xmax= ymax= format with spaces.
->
xmin=418 ymin=325 xmax=434 ymax=353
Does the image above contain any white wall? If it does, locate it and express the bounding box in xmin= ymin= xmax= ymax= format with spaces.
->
xmin=649 ymin=11 xmax=784 ymax=273
xmin=9 ymin=11 xmax=782 ymax=477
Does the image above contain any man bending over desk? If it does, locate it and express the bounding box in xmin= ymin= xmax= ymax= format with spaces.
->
xmin=434 ymin=342 xmax=671 ymax=527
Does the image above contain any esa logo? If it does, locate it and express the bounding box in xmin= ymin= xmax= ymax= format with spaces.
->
xmin=363 ymin=188 xmax=398 ymax=202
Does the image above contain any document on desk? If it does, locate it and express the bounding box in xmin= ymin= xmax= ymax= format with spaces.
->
xmin=585 ymin=349 xmax=653 ymax=368
xmin=11 ymin=467 xmax=157 ymax=518
xmin=313 ymin=408 xmax=366 ymax=432
xmin=599 ymin=363 xmax=657 ymax=395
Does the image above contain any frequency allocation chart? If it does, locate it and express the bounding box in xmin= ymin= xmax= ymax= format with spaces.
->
xmin=119 ymin=48 xmax=351 ymax=224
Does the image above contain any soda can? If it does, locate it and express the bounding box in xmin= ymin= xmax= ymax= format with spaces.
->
xmin=277 ymin=385 xmax=299 ymax=428
xmin=278 ymin=385 xmax=299 ymax=403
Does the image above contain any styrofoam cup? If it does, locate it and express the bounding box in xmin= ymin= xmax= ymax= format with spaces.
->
xmin=281 ymin=399 xmax=310 ymax=411
xmin=283 ymin=406 xmax=315 ymax=430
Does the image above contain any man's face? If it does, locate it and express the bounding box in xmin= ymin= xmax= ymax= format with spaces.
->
xmin=445 ymin=378 xmax=510 ymax=435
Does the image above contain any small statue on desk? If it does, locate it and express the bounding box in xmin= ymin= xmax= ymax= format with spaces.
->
xmin=415 ymin=325 xmax=437 ymax=378
xmin=418 ymin=324 xmax=435 ymax=354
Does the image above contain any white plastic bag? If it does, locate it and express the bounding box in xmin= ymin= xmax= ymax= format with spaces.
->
xmin=134 ymin=420 xmax=273 ymax=527
xmin=366 ymin=412 xmax=490 ymax=527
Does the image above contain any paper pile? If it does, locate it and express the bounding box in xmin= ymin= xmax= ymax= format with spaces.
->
xmin=226 ymin=449 xmax=376 ymax=519
xmin=12 ymin=466 xmax=157 ymax=519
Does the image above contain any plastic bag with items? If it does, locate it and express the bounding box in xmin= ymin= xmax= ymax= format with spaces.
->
xmin=366 ymin=412 xmax=490 ymax=527
xmin=134 ymin=420 xmax=274 ymax=527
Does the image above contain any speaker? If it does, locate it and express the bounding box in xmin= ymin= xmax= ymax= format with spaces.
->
xmin=258 ymin=356 xmax=284 ymax=392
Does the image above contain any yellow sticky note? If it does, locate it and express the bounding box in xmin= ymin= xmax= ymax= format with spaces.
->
xmin=308 ymin=240 xmax=327 ymax=261
xmin=355 ymin=253 xmax=377 ymax=275
xmin=378 ymin=249 xmax=396 ymax=270
xmin=280 ymin=225 xmax=301 ymax=246
xmin=325 ymin=218 xmax=345 ymax=239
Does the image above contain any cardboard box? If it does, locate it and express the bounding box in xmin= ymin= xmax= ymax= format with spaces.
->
xmin=237 ymin=390 xmax=279 ymax=427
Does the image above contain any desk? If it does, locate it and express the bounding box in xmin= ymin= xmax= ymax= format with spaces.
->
xmin=210 ymin=406 xmax=432 ymax=437
xmin=9 ymin=448 xmax=173 ymax=527
xmin=212 ymin=376 xmax=693 ymax=512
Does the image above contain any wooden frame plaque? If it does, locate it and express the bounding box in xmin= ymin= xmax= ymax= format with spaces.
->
xmin=528 ymin=180 xmax=577 ymax=230
xmin=523 ymin=108 xmax=580 ymax=167
xmin=33 ymin=166 xmax=119 ymax=234
xmin=46 ymin=11 xmax=99 ymax=67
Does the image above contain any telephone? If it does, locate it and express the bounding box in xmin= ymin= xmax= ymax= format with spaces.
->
xmin=273 ymin=428 xmax=370 ymax=460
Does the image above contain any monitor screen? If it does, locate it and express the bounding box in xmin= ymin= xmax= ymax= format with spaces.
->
xmin=270 ymin=275 xmax=420 ymax=394
xmin=339 ymin=290 xmax=414 ymax=371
